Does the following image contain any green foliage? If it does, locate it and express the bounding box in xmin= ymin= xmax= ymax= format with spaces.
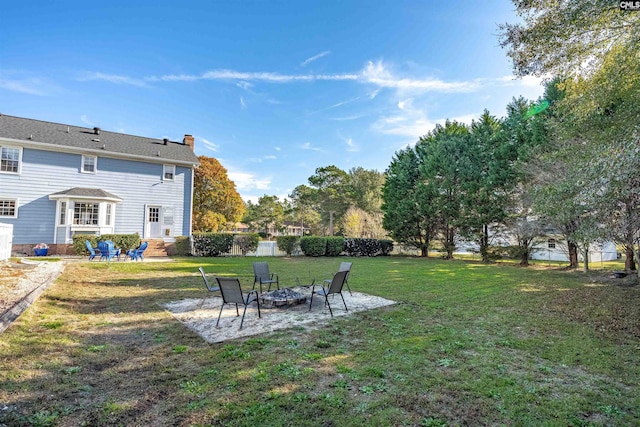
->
xmin=300 ymin=236 xmax=326 ymax=257
xmin=234 ymin=233 xmax=260 ymax=256
xmin=99 ymin=234 xmax=141 ymax=252
xmin=72 ymin=234 xmax=140 ymax=255
xmin=192 ymin=232 xmax=234 ymax=256
xmin=276 ymin=235 xmax=299 ymax=256
xmin=243 ymin=195 xmax=285 ymax=237
xmin=174 ymin=236 xmax=191 ymax=256
xmin=382 ymin=148 xmax=436 ymax=257
xmin=325 ymin=236 xmax=345 ymax=256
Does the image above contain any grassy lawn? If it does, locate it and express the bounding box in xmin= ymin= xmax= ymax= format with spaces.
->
xmin=1 ymin=256 xmax=639 ymax=426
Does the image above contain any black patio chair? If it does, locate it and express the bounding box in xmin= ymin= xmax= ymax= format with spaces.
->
xmin=216 ymin=277 xmax=261 ymax=329
xmin=252 ymin=262 xmax=279 ymax=294
xmin=309 ymin=270 xmax=349 ymax=317
xmin=324 ymin=261 xmax=353 ymax=295
xmin=198 ymin=267 xmax=220 ymax=309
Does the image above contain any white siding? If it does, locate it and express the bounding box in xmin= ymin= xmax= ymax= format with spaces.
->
xmin=1 ymin=148 xmax=193 ymax=244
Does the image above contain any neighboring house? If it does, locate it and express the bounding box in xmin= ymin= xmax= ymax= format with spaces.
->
xmin=232 ymin=221 xmax=309 ymax=237
xmin=530 ymin=237 xmax=618 ymax=263
xmin=0 ymin=114 xmax=199 ymax=255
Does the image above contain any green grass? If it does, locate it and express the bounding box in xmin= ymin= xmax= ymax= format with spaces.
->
xmin=1 ymin=256 xmax=639 ymax=426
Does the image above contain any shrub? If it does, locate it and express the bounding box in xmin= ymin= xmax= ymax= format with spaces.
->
xmin=277 ymin=236 xmax=300 ymax=256
xmin=192 ymin=232 xmax=234 ymax=256
xmin=100 ymin=234 xmax=141 ymax=253
xmin=325 ymin=236 xmax=346 ymax=256
xmin=300 ymin=236 xmax=327 ymax=257
xmin=234 ymin=234 xmax=260 ymax=256
xmin=72 ymin=234 xmax=140 ymax=255
xmin=345 ymin=238 xmax=381 ymax=256
xmin=174 ymin=236 xmax=191 ymax=256
xmin=379 ymin=240 xmax=394 ymax=256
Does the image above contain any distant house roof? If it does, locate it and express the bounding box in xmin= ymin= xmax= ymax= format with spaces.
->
xmin=0 ymin=114 xmax=199 ymax=166
xmin=49 ymin=187 xmax=123 ymax=202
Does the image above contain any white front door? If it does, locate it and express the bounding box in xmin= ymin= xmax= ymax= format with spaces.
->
xmin=147 ymin=206 xmax=162 ymax=238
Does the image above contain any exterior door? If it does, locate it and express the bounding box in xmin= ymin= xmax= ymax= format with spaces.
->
xmin=147 ymin=206 xmax=162 ymax=238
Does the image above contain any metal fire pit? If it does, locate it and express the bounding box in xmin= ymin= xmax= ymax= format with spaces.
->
xmin=261 ymin=288 xmax=307 ymax=308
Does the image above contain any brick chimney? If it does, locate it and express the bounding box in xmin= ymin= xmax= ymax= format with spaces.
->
xmin=183 ymin=134 xmax=195 ymax=151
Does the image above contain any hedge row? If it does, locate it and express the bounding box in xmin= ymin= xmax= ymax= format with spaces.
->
xmin=192 ymin=232 xmax=234 ymax=256
xmin=73 ymin=234 xmax=141 ymax=255
xmin=299 ymin=236 xmax=393 ymax=257
xmin=276 ymin=235 xmax=299 ymax=256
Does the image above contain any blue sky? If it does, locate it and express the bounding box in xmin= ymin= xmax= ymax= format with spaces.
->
xmin=1 ymin=0 xmax=544 ymax=203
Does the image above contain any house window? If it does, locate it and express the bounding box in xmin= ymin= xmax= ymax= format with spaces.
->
xmin=73 ymin=202 xmax=99 ymax=225
xmin=105 ymin=204 xmax=112 ymax=226
xmin=0 ymin=199 xmax=18 ymax=218
xmin=59 ymin=201 xmax=67 ymax=225
xmin=548 ymin=239 xmax=556 ymax=249
xmin=0 ymin=146 xmax=21 ymax=173
xmin=82 ymin=155 xmax=97 ymax=173
xmin=163 ymin=164 xmax=175 ymax=181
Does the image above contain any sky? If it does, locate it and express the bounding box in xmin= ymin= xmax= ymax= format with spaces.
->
xmin=1 ymin=0 xmax=545 ymax=203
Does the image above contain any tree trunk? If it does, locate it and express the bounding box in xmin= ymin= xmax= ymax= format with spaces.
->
xmin=568 ymin=240 xmax=579 ymax=268
xmin=582 ymin=247 xmax=589 ymax=272
xmin=480 ymin=224 xmax=490 ymax=263
xmin=625 ymin=246 xmax=636 ymax=270
xmin=421 ymin=246 xmax=428 ymax=257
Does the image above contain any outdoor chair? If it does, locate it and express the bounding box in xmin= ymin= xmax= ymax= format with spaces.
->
xmin=309 ymin=270 xmax=349 ymax=317
xmin=198 ymin=267 xmax=220 ymax=309
xmin=98 ymin=240 xmax=120 ymax=262
xmin=85 ymin=240 xmax=97 ymax=261
xmin=216 ymin=277 xmax=261 ymax=329
xmin=252 ymin=262 xmax=279 ymax=294
xmin=324 ymin=261 xmax=353 ymax=295
xmin=127 ymin=241 xmax=148 ymax=261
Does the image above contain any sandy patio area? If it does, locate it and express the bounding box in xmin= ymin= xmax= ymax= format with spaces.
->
xmin=162 ymin=287 xmax=397 ymax=343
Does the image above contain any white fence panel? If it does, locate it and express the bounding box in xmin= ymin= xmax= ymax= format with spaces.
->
xmin=0 ymin=223 xmax=13 ymax=261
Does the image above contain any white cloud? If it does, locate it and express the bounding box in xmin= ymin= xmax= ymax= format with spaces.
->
xmin=361 ymin=61 xmax=480 ymax=92
xmin=240 ymin=96 xmax=246 ymax=109
xmin=151 ymin=69 xmax=358 ymax=83
xmin=78 ymin=71 xmax=150 ymax=87
xmin=198 ymin=136 xmax=218 ymax=152
xmin=236 ymin=81 xmax=253 ymax=90
xmin=0 ymin=71 xmax=60 ymax=96
xmin=301 ymin=50 xmax=331 ymax=67
xmin=330 ymin=114 xmax=364 ymax=121
xmin=228 ymin=171 xmax=271 ymax=191
xmin=300 ymin=142 xmax=321 ymax=151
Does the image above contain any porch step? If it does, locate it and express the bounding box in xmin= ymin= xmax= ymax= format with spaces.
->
xmin=144 ymin=239 xmax=168 ymax=257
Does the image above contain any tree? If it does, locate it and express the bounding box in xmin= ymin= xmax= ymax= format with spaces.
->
xmin=288 ymin=185 xmax=323 ymax=235
xmin=347 ymin=167 xmax=385 ymax=214
xmin=307 ymin=165 xmax=350 ymax=235
xmin=193 ymin=156 xmax=245 ymax=232
xmin=242 ymin=195 xmax=285 ymax=238
xmin=382 ymin=147 xmax=437 ymax=257
xmin=458 ymin=110 xmax=516 ymax=262
xmin=500 ymin=1 xmax=640 ymax=276
xmin=417 ymin=121 xmax=471 ymax=259
xmin=499 ymin=1 xmax=639 ymax=80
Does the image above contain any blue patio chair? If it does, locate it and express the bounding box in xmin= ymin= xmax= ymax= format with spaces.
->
xmin=85 ymin=240 xmax=97 ymax=261
xmin=98 ymin=240 xmax=118 ymax=262
xmin=127 ymin=241 xmax=148 ymax=261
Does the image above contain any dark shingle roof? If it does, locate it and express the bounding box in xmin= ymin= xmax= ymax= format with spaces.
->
xmin=0 ymin=114 xmax=199 ymax=165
